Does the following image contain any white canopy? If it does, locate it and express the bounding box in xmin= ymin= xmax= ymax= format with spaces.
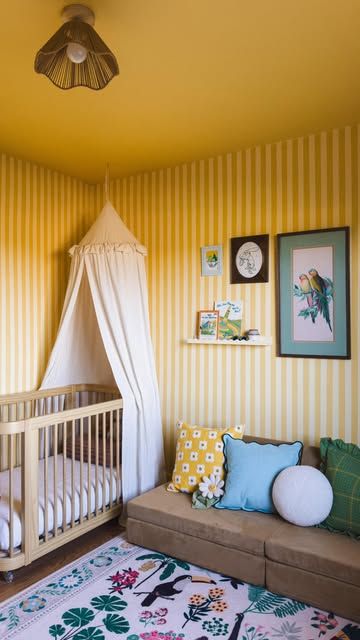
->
xmin=42 ymin=201 xmax=165 ymax=504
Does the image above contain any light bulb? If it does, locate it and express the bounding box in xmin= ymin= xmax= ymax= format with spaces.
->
xmin=66 ymin=42 xmax=87 ymax=64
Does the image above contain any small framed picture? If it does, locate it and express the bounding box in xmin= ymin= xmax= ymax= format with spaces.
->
xmin=201 ymin=245 xmax=223 ymax=276
xmin=277 ymin=227 xmax=350 ymax=359
xmin=230 ymin=234 xmax=269 ymax=283
xmin=198 ymin=310 xmax=219 ymax=341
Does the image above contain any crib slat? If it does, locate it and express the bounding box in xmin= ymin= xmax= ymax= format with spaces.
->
xmin=80 ymin=417 xmax=84 ymax=524
xmin=54 ymin=423 xmax=58 ymax=537
xmin=109 ymin=411 xmax=114 ymax=508
xmin=95 ymin=413 xmax=99 ymax=516
xmin=9 ymin=404 xmax=15 ymax=422
xmin=0 ymin=434 xmax=5 ymax=471
xmin=63 ymin=423 xmax=67 ymax=532
xmin=22 ymin=426 xmax=39 ymax=565
xmin=102 ymin=412 xmax=106 ymax=513
xmin=9 ymin=434 xmax=14 ymax=557
xmin=71 ymin=420 xmax=75 ymax=528
xmin=16 ymin=431 xmax=22 ymax=468
xmin=87 ymin=417 xmax=92 ymax=521
xmin=116 ymin=409 xmax=120 ymax=504
xmin=15 ymin=402 xmax=20 ymax=466
xmin=44 ymin=426 xmax=49 ymax=542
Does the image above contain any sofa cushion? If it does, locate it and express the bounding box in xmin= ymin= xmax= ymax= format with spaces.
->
xmin=128 ymin=484 xmax=285 ymax=557
xmin=215 ymin=438 xmax=303 ymax=513
xmin=319 ymin=437 xmax=360 ymax=538
xmin=168 ymin=422 xmax=244 ymax=494
xmin=266 ymin=521 xmax=360 ymax=587
xmin=272 ymin=465 xmax=333 ymax=526
xmin=266 ymin=560 xmax=360 ymax=624
xmin=127 ymin=518 xmax=266 ymax=586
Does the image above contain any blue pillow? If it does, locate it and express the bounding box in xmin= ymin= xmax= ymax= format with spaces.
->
xmin=215 ymin=437 xmax=303 ymax=513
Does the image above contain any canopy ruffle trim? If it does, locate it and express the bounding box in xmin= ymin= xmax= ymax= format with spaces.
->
xmin=69 ymin=242 xmax=147 ymax=257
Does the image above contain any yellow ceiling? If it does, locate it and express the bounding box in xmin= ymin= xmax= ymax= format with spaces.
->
xmin=1 ymin=0 xmax=360 ymax=181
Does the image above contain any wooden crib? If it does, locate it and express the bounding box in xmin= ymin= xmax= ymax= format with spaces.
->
xmin=0 ymin=384 xmax=123 ymax=582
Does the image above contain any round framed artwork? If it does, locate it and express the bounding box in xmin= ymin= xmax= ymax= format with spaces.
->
xmin=230 ymin=234 xmax=269 ymax=283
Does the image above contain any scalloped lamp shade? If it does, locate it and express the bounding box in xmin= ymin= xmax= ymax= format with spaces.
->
xmin=34 ymin=12 xmax=119 ymax=90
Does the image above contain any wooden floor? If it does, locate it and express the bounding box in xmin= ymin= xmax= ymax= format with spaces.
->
xmin=0 ymin=519 xmax=123 ymax=602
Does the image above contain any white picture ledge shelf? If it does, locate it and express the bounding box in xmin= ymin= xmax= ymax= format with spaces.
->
xmin=185 ymin=337 xmax=272 ymax=346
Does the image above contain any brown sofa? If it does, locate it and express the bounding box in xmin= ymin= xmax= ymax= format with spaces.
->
xmin=127 ymin=437 xmax=360 ymax=622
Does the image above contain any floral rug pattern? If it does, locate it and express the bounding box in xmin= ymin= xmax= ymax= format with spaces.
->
xmin=0 ymin=534 xmax=358 ymax=640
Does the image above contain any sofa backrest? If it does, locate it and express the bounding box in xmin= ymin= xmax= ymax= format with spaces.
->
xmin=242 ymin=435 xmax=321 ymax=469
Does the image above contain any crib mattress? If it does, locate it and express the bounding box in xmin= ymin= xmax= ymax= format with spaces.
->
xmin=0 ymin=455 xmax=121 ymax=552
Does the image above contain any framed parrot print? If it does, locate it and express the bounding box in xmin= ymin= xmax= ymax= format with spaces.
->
xmin=277 ymin=227 xmax=350 ymax=359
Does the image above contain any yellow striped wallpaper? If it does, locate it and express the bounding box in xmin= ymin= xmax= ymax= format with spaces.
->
xmin=0 ymin=154 xmax=96 ymax=394
xmin=1 ymin=125 xmax=359 ymax=467
xmin=104 ymin=125 xmax=359 ymax=460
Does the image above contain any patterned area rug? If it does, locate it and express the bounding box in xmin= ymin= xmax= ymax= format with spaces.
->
xmin=0 ymin=534 xmax=358 ymax=640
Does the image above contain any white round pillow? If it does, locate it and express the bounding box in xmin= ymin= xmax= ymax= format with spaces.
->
xmin=272 ymin=465 xmax=333 ymax=527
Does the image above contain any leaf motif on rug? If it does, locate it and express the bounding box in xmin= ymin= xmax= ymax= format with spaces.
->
xmin=62 ymin=608 xmax=96 ymax=628
xmin=71 ymin=628 xmax=104 ymax=640
xmin=90 ymin=595 xmax=127 ymax=612
xmin=49 ymin=624 xmax=66 ymax=639
xmin=102 ymin=613 xmax=130 ymax=634
xmin=244 ymin=586 xmax=307 ymax=617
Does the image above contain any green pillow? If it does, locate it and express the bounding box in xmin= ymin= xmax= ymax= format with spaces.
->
xmin=319 ymin=438 xmax=360 ymax=538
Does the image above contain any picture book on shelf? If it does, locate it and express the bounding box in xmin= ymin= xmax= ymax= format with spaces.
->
xmin=215 ymin=300 xmax=243 ymax=340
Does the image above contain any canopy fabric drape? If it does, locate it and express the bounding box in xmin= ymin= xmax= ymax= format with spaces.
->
xmin=41 ymin=201 xmax=165 ymax=503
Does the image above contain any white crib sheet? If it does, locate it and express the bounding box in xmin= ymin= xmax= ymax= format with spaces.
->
xmin=0 ymin=455 xmax=121 ymax=552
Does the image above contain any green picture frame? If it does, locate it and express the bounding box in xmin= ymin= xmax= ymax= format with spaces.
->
xmin=277 ymin=227 xmax=350 ymax=359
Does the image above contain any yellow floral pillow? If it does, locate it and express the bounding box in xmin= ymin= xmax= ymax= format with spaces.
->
xmin=167 ymin=421 xmax=245 ymax=493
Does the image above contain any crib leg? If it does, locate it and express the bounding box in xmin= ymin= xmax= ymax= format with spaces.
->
xmin=2 ymin=571 xmax=14 ymax=583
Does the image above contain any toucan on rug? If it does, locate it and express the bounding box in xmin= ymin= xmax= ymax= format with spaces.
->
xmin=0 ymin=534 xmax=358 ymax=640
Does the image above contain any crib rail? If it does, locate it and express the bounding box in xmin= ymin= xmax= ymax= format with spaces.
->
xmin=0 ymin=384 xmax=119 ymax=471
xmin=0 ymin=385 xmax=122 ymax=574
xmin=0 ymin=384 xmax=119 ymax=422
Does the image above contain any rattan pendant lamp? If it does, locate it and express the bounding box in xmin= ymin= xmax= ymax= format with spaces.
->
xmin=34 ymin=4 xmax=119 ymax=90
